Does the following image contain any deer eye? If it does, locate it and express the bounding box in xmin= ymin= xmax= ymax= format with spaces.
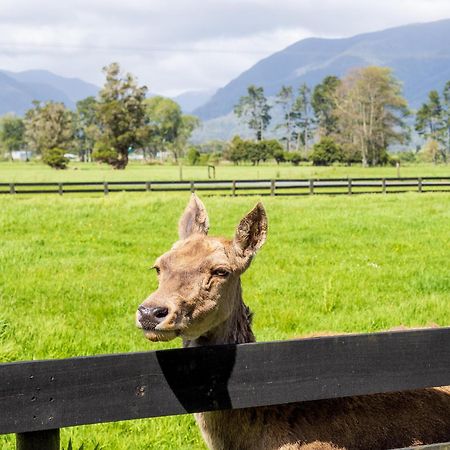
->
xmin=212 ymin=268 xmax=230 ymax=277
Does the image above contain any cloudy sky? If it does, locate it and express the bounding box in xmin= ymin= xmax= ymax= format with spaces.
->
xmin=1 ymin=0 xmax=450 ymax=96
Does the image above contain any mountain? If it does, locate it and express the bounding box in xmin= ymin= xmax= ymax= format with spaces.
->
xmin=172 ymin=89 xmax=216 ymax=113
xmin=0 ymin=70 xmax=99 ymax=115
xmin=194 ymin=19 xmax=450 ymax=120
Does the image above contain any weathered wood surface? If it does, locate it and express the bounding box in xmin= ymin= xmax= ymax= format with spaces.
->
xmin=1 ymin=328 xmax=449 ymax=435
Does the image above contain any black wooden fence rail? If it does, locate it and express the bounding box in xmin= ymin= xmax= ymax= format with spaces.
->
xmin=0 ymin=176 xmax=449 ymax=196
xmin=1 ymin=328 xmax=450 ymax=449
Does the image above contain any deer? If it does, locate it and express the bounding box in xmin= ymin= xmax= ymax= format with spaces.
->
xmin=136 ymin=194 xmax=450 ymax=450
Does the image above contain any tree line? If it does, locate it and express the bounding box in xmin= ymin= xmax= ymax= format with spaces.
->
xmin=234 ymin=66 xmax=450 ymax=166
xmin=1 ymin=64 xmax=449 ymax=169
xmin=0 ymin=63 xmax=198 ymax=169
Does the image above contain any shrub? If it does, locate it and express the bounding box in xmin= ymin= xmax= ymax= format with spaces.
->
xmin=186 ymin=147 xmax=201 ymax=165
xmin=310 ymin=137 xmax=343 ymax=166
xmin=42 ymin=147 xmax=69 ymax=169
xmin=285 ymin=151 xmax=303 ymax=166
xmin=92 ymin=141 xmax=117 ymax=164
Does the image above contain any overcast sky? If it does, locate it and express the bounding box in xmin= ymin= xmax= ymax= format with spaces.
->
xmin=1 ymin=0 xmax=450 ymax=96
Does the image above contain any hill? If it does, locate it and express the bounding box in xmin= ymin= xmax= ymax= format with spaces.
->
xmin=194 ymin=19 xmax=450 ymax=120
xmin=0 ymin=70 xmax=99 ymax=115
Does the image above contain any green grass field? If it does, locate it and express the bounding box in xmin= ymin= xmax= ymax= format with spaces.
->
xmin=1 ymin=161 xmax=449 ymax=183
xmin=1 ymin=192 xmax=449 ymax=449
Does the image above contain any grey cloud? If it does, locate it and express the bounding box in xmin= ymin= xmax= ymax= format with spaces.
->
xmin=0 ymin=0 xmax=449 ymax=95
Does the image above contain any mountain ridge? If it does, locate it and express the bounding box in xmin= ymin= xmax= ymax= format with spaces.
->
xmin=0 ymin=69 xmax=99 ymax=115
xmin=194 ymin=18 xmax=450 ymax=120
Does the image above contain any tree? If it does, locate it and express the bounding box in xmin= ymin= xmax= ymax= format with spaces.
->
xmin=96 ymin=63 xmax=148 ymax=169
xmin=75 ymin=96 xmax=98 ymax=162
xmin=0 ymin=114 xmax=25 ymax=160
xmin=291 ymin=84 xmax=315 ymax=154
xmin=143 ymin=97 xmax=198 ymax=162
xmin=310 ymin=137 xmax=343 ymax=166
xmin=234 ymin=85 xmax=271 ymax=141
xmin=333 ymin=67 xmax=409 ymax=166
xmin=443 ymin=81 xmax=450 ymax=162
xmin=415 ymin=90 xmax=443 ymax=141
xmin=175 ymin=115 xmax=199 ymax=161
xmin=275 ymin=85 xmax=295 ymax=150
xmin=24 ymin=101 xmax=74 ymax=166
xmin=224 ymin=136 xmax=247 ymax=164
xmin=42 ymin=147 xmax=69 ymax=169
xmin=186 ymin=147 xmax=201 ymax=165
xmin=312 ymin=76 xmax=340 ymax=137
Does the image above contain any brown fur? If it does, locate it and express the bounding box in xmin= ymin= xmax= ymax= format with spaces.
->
xmin=136 ymin=195 xmax=450 ymax=450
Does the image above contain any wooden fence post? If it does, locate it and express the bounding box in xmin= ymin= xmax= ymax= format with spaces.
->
xmin=16 ymin=429 xmax=60 ymax=450
xmin=103 ymin=182 xmax=109 ymax=196
xmin=309 ymin=179 xmax=314 ymax=195
xmin=270 ymin=179 xmax=276 ymax=196
xmin=145 ymin=182 xmax=151 ymax=192
xmin=190 ymin=181 xmax=195 ymax=193
xmin=232 ymin=180 xmax=236 ymax=197
xmin=58 ymin=183 xmax=63 ymax=196
xmin=382 ymin=178 xmax=386 ymax=194
xmin=418 ymin=177 xmax=422 ymax=193
xmin=9 ymin=183 xmax=15 ymax=194
xmin=348 ymin=178 xmax=352 ymax=195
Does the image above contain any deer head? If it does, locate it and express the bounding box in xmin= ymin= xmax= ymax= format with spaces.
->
xmin=136 ymin=194 xmax=267 ymax=343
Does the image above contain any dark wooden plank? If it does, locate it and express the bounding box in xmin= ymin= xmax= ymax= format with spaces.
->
xmin=393 ymin=442 xmax=450 ymax=450
xmin=16 ymin=429 xmax=59 ymax=450
xmin=0 ymin=328 xmax=449 ymax=435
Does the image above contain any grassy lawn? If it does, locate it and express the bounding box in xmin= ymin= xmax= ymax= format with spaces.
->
xmin=0 ymin=192 xmax=449 ymax=449
xmin=0 ymin=161 xmax=449 ymax=183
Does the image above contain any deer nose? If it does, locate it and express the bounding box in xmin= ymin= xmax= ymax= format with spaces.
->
xmin=138 ymin=305 xmax=169 ymax=327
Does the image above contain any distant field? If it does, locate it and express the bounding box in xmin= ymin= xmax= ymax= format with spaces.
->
xmin=1 ymin=193 xmax=449 ymax=449
xmin=0 ymin=161 xmax=449 ymax=183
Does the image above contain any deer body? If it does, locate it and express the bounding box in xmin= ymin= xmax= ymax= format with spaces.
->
xmin=136 ymin=195 xmax=450 ymax=450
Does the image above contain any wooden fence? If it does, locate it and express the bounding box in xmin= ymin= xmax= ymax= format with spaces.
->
xmin=1 ymin=176 xmax=449 ymax=196
xmin=1 ymin=327 xmax=449 ymax=449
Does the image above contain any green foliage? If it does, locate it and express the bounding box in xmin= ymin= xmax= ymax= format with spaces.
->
xmin=284 ymin=151 xmax=303 ymax=166
xmin=418 ymin=139 xmax=445 ymax=164
xmin=92 ymin=141 xmax=118 ymax=165
xmin=290 ymin=83 xmax=316 ymax=152
xmin=310 ymin=137 xmax=343 ymax=166
xmin=312 ymin=76 xmax=341 ymax=136
xmin=234 ymin=85 xmax=271 ymax=141
xmin=186 ymin=147 xmax=201 ymax=165
xmin=143 ymin=97 xmax=199 ymax=162
xmin=396 ymin=151 xmax=417 ymax=163
xmin=24 ymin=101 xmax=74 ymax=160
xmin=0 ymin=114 xmax=25 ymax=159
xmin=42 ymin=147 xmax=69 ymax=169
xmin=96 ymin=63 xmax=148 ymax=169
xmin=75 ymin=96 xmax=99 ymax=162
xmin=275 ymin=85 xmax=295 ymax=151
xmin=333 ymin=66 xmax=409 ymax=166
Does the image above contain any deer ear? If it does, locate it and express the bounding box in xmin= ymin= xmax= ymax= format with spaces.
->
xmin=178 ymin=194 xmax=209 ymax=240
xmin=233 ymin=202 xmax=267 ymax=258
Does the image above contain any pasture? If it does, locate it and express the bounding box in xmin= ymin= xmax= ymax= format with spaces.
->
xmin=1 ymin=161 xmax=449 ymax=183
xmin=1 ymin=192 xmax=449 ymax=449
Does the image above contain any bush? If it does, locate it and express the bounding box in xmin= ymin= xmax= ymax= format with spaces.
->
xmin=310 ymin=137 xmax=343 ymax=166
xmin=284 ymin=151 xmax=303 ymax=166
xmin=396 ymin=151 xmax=417 ymax=163
xmin=186 ymin=147 xmax=201 ymax=165
xmin=92 ymin=141 xmax=117 ymax=164
xmin=42 ymin=147 xmax=69 ymax=169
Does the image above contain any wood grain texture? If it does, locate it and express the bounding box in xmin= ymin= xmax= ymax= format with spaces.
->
xmin=1 ymin=328 xmax=449 ymax=435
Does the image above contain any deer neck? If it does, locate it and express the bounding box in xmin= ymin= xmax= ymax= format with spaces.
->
xmin=183 ymin=279 xmax=255 ymax=347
